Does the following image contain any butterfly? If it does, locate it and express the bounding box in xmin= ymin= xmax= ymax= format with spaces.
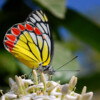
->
xmin=4 ymin=10 xmax=55 ymax=75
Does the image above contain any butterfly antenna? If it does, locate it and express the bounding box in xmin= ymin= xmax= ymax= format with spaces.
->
xmin=55 ymin=56 xmax=79 ymax=72
xmin=55 ymin=70 xmax=80 ymax=72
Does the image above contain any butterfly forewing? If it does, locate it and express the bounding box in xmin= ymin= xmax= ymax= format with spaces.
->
xmin=4 ymin=10 xmax=54 ymax=69
xmin=26 ymin=10 xmax=54 ymax=58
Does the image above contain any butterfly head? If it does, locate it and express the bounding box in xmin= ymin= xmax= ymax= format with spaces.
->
xmin=47 ymin=65 xmax=55 ymax=75
xmin=43 ymin=65 xmax=55 ymax=75
xmin=38 ymin=63 xmax=55 ymax=75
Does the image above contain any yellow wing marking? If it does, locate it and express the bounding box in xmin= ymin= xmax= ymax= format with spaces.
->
xmin=43 ymin=53 xmax=50 ymax=66
xmin=40 ymin=10 xmax=48 ymax=22
xmin=28 ymin=42 xmax=42 ymax=62
xmin=38 ymin=36 xmax=43 ymax=49
xmin=24 ymin=31 xmax=33 ymax=43
xmin=44 ymin=14 xmax=48 ymax=22
xmin=39 ymin=11 xmax=45 ymax=22
xmin=16 ymin=39 xmax=29 ymax=50
xmin=42 ymin=41 xmax=48 ymax=62
xmin=12 ymin=44 xmax=39 ymax=63
xmin=20 ymin=34 xmax=27 ymax=43
xmin=12 ymin=51 xmax=39 ymax=68
xmin=38 ymin=39 xmax=42 ymax=49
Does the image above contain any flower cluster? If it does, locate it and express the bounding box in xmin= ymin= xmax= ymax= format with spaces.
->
xmin=0 ymin=70 xmax=93 ymax=100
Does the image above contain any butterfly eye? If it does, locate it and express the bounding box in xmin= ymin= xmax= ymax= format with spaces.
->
xmin=48 ymin=70 xmax=55 ymax=75
xmin=39 ymin=62 xmax=43 ymax=66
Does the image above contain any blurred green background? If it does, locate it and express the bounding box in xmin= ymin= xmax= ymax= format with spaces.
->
xmin=0 ymin=0 xmax=100 ymax=99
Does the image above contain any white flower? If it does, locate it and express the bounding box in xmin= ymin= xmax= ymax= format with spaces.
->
xmin=5 ymin=93 xmax=17 ymax=99
xmin=1 ymin=95 xmax=6 ymax=100
xmin=0 ymin=71 xmax=93 ymax=100
xmin=22 ymin=79 xmax=34 ymax=85
xmin=81 ymin=92 xmax=93 ymax=100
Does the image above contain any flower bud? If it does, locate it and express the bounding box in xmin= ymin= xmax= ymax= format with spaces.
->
xmin=81 ymin=86 xmax=87 ymax=95
xmin=15 ymin=75 xmax=21 ymax=87
xmin=40 ymin=72 xmax=46 ymax=85
xmin=1 ymin=95 xmax=6 ymax=100
xmin=9 ymin=78 xmax=15 ymax=88
xmin=5 ymin=93 xmax=17 ymax=99
xmin=40 ymin=72 xmax=46 ymax=93
xmin=32 ymin=70 xmax=38 ymax=85
xmin=81 ymin=92 xmax=93 ymax=100
xmin=61 ymin=84 xmax=69 ymax=95
xmin=0 ymin=90 xmax=3 ymax=95
xmin=69 ymin=76 xmax=77 ymax=91
xmin=61 ymin=84 xmax=69 ymax=100
xmin=15 ymin=75 xmax=26 ymax=95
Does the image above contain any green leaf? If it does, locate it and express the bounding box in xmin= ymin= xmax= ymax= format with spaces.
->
xmin=44 ymin=9 xmax=100 ymax=52
xmin=35 ymin=0 xmax=66 ymax=18
xmin=76 ymin=72 xmax=100 ymax=92
xmin=0 ymin=50 xmax=18 ymax=73
xmin=52 ymin=41 xmax=79 ymax=82
xmin=17 ymin=62 xmax=32 ymax=75
xmin=63 ymin=9 xmax=100 ymax=51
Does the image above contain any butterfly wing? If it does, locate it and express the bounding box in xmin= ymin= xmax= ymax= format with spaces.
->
xmin=26 ymin=10 xmax=54 ymax=65
xmin=4 ymin=10 xmax=54 ymax=69
xmin=4 ymin=23 xmax=41 ymax=68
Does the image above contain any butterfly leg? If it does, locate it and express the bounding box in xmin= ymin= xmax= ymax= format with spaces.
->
xmin=21 ymin=74 xmax=27 ymax=79
xmin=38 ymin=74 xmax=40 ymax=82
xmin=21 ymin=69 xmax=33 ymax=79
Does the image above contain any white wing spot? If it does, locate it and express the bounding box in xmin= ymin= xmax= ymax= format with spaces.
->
xmin=29 ymin=32 xmax=37 ymax=45
xmin=37 ymin=36 xmax=43 ymax=49
xmin=32 ymin=14 xmax=41 ymax=21
xmin=36 ymin=11 xmax=44 ymax=22
xmin=41 ymin=23 xmax=48 ymax=33
xmin=43 ymin=34 xmax=51 ymax=52
xmin=36 ymin=23 xmax=44 ymax=34
xmin=29 ymin=17 xmax=36 ymax=23
xmin=47 ymin=24 xmax=50 ymax=36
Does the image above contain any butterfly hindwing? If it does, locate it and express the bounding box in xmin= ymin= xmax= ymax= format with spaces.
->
xmin=4 ymin=23 xmax=41 ymax=68
xmin=4 ymin=10 xmax=54 ymax=69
